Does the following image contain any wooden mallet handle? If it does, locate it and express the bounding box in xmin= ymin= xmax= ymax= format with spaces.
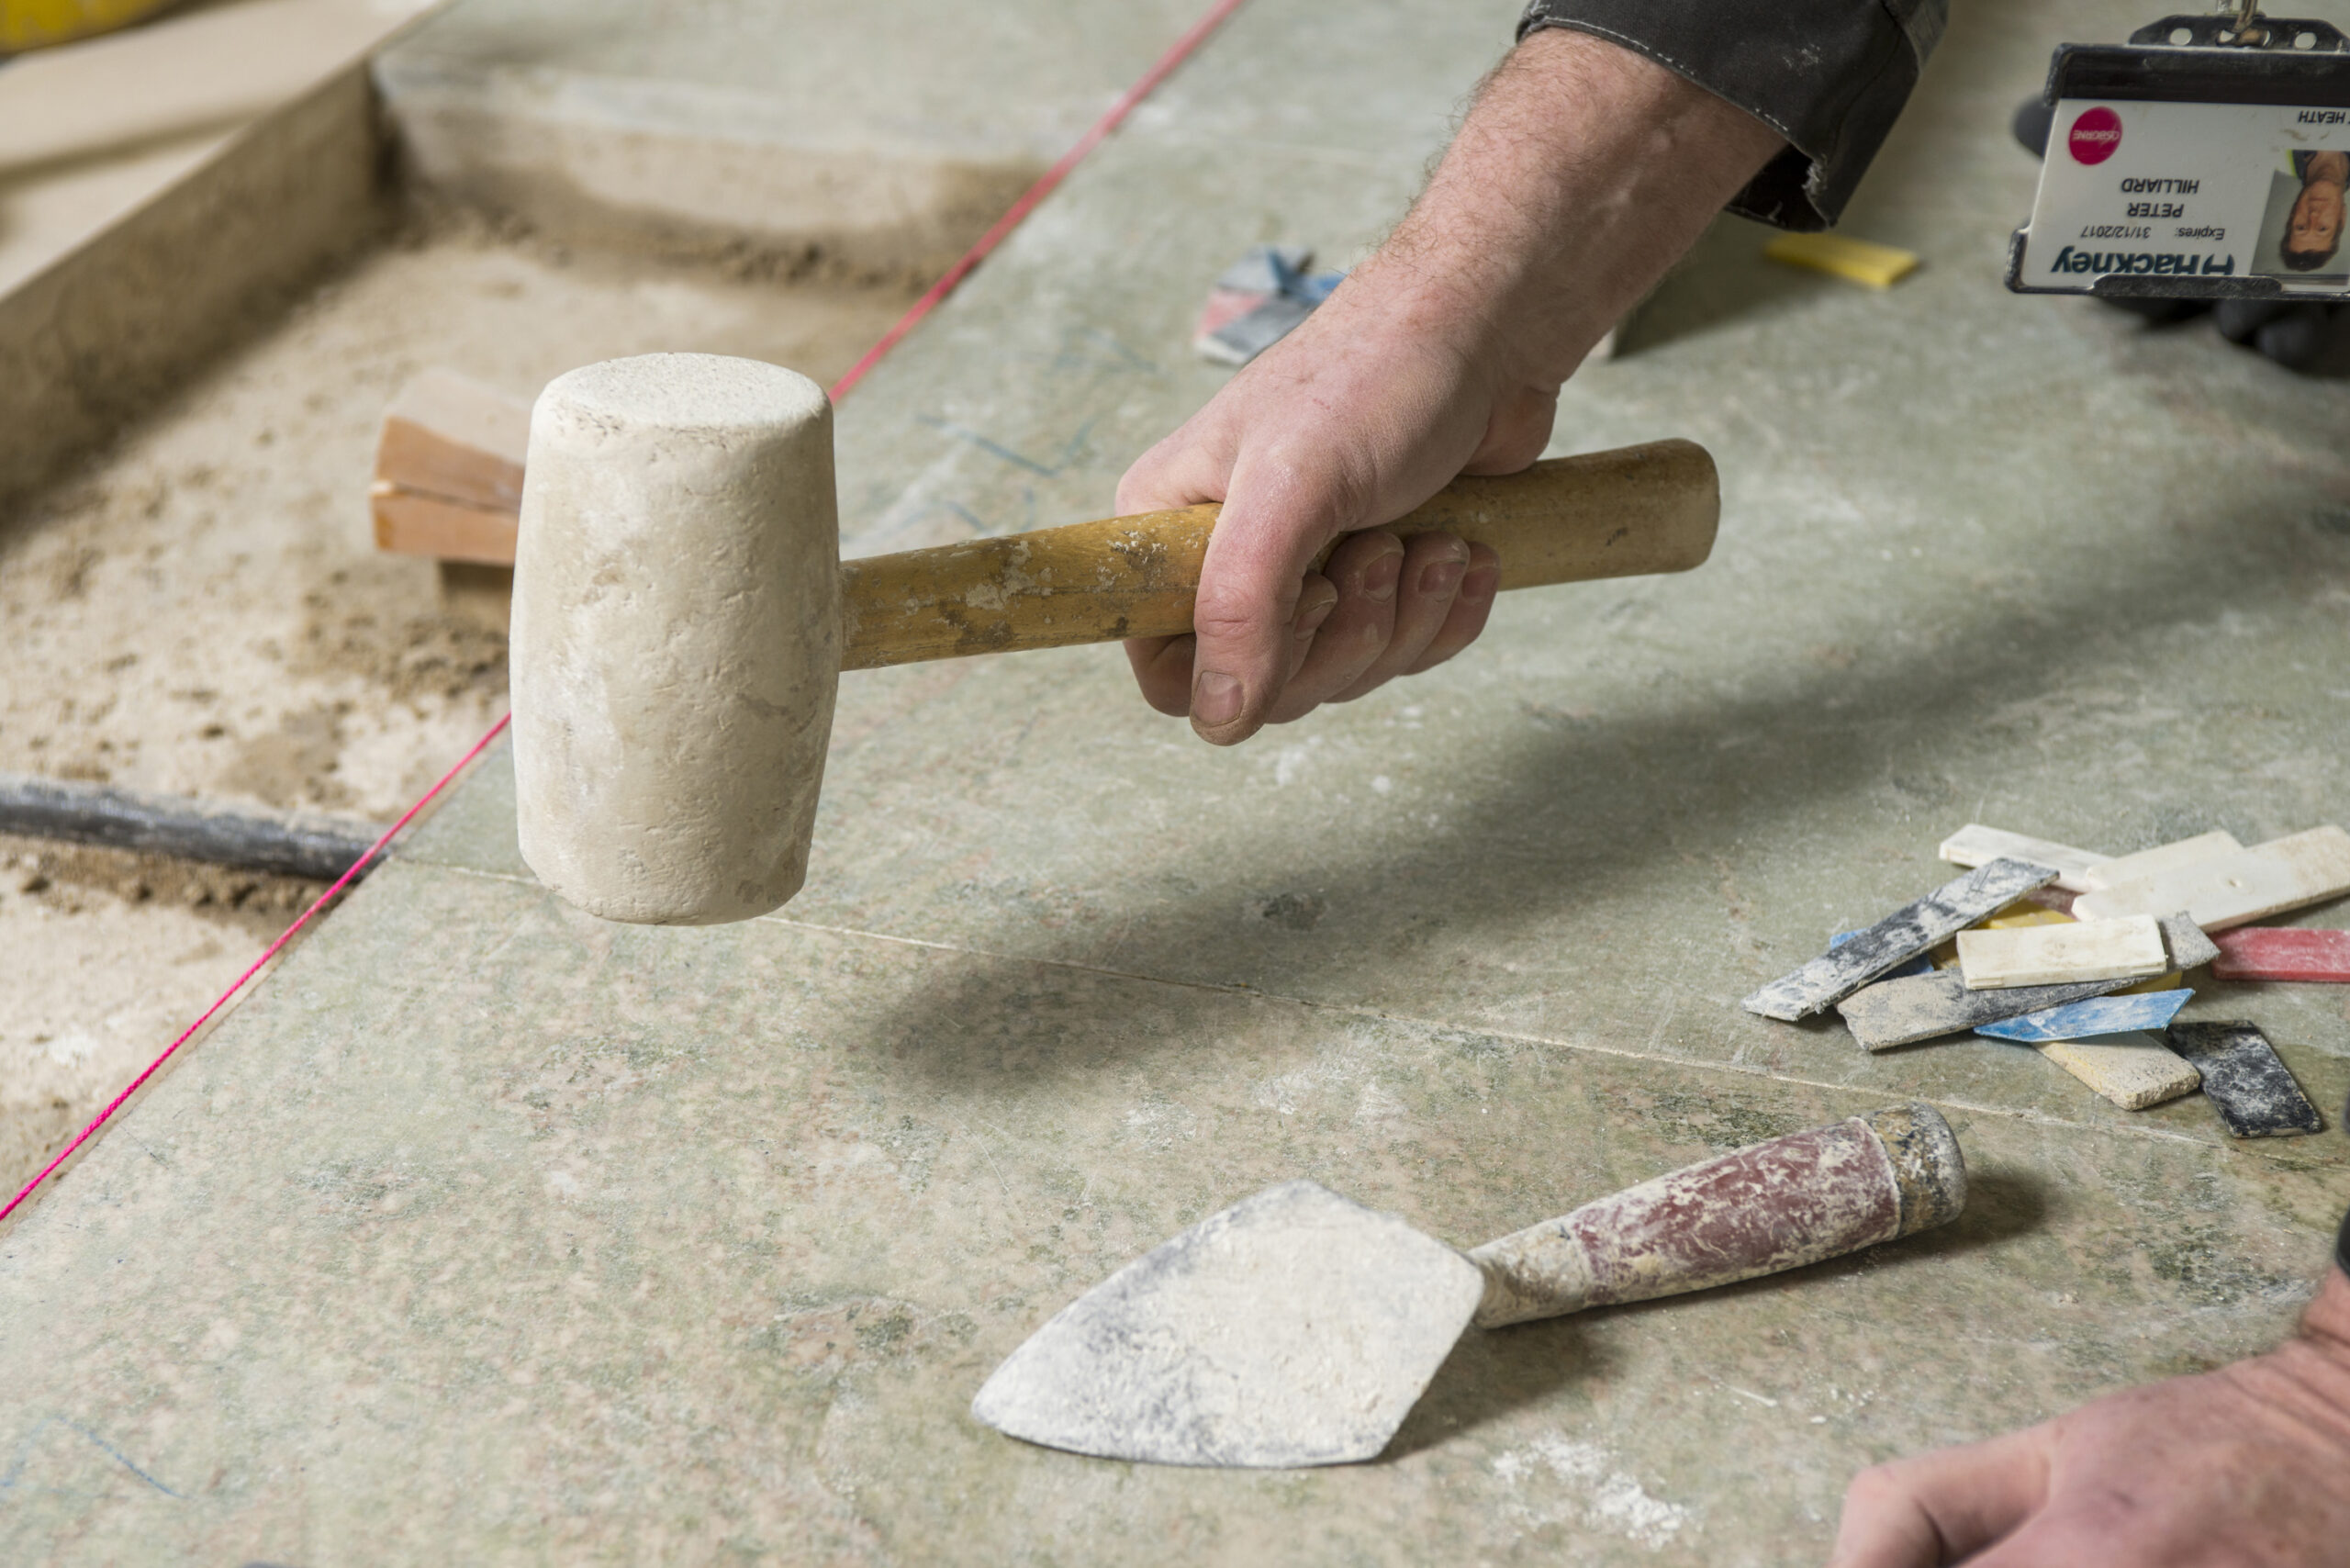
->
xmin=837 ymin=438 xmax=1718 ymax=670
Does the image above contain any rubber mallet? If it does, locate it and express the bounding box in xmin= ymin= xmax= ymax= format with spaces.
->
xmin=511 ymin=353 xmax=1720 ymax=925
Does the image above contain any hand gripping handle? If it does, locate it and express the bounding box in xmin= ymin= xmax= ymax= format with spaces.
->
xmin=836 ymin=438 xmax=1719 ymax=671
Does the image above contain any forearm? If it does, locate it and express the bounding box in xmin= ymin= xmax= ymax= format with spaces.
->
xmin=1112 ymin=30 xmax=1785 ymax=744
xmin=1348 ymin=28 xmax=1784 ymax=398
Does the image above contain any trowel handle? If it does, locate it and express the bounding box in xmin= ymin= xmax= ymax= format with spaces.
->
xmin=1465 ymin=1104 xmax=1966 ymax=1329
xmin=835 ymin=439 xmax=1719 ymax=671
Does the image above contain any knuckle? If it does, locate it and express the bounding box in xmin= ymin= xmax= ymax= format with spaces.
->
xmin=1244 ymin=442 xmax=1380 ymax=529
xmin=1190 ymin=578 xmax=1285 ymax=644
xmin=1114 ymin=421 xmax=1234 ymax=514
xmin=1113 ymin=452 xmax=1178 ymax=515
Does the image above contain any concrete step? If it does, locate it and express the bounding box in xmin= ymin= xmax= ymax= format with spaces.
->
xmin=374 ymin=0 xmax=1210 ymax=280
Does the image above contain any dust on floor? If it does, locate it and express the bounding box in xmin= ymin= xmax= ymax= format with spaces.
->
xmin=0 ymin=216 xmax=918 ymax=1196
xmin=0 ymin=834 xmax=321 ymax=1195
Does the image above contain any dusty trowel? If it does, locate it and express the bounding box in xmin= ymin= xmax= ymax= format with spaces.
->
xmin=971 ymin=1103 xmax=1965 ymax=1468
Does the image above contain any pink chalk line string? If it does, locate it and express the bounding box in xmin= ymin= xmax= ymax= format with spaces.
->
xmin=827 ymin=0 xmax=1251 ymax=399
xmin=0 ymin=716 xmax=510 ymax=1224
xmin=1 ymin=0 xmax=1250 ymax=1226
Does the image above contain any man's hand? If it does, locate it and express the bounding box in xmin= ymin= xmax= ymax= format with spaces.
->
xmin=1117 ymin=28 xmax=1781 ymax=744
xmin=1830 ymin=1266 xmax=2350 ymax=1566
xmin=1116 ymin=306 xmax=1517 ymax=732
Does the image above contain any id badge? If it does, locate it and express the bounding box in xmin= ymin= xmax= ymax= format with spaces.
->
xmin=2008 ymin=9 xmax=2350 ymax=299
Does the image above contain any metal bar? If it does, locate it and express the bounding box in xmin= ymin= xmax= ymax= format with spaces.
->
xmin=0 ymin=770 xmax=385 ymax=882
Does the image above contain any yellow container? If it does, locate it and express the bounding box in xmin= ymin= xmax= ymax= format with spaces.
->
xmin=0 ymin=0 xmax=178 ymax=54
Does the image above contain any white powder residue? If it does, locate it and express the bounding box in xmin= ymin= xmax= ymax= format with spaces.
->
xmin=1490 ymin=1431 xmax=1692 ymax=1550
xmin=1121 ymin=1099 xmax=1199 ymax=1149
xmin=42 ymin=1028 xmax=101 ymax=1066
xmin=1349 ymin=1080 xmax=1408 ymax=1129
xmin=1247 ymin=1026 xmax=1385 ymax=1119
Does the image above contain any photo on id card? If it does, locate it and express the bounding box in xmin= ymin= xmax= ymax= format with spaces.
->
xmin=2254 ymin=149 xmax=2350 ymax=277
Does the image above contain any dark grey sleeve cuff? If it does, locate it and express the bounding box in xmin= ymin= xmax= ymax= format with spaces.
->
xmin=1516 ymin=0 xmax=1946 ymax=230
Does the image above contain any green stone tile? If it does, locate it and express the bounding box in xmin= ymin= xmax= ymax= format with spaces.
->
xmin=0 ymin=863 xmax=2334 ymax=1562
xmin=402 ymin=0 xmax=2350 ymax=1145
xmin=830 ymin=145 xmax=1436 ymax=557
xmin=395 ymin=731 xmax=528 ymax=880
xmin=29 ymin=0 xmax=2350 ymax=1556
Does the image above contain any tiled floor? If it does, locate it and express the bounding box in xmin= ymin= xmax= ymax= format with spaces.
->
xmin=6 ymin=0 xmax=2348 ymax=1561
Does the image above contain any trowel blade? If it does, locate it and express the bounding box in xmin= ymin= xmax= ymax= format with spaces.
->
xmin=970 ymin=1180 xmax=1484 ymax=1467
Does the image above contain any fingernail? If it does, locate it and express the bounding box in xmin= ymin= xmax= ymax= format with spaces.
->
xmin=1192 ymin=670 xmax=1244 ymax=726
xmin=1460 ymin=563 xmax=1499 ymax=603
xmin=1363 ymin=545 xmax=1403 ymax=602
xmin=1420 ymin=558 xmax=1466 ymax=597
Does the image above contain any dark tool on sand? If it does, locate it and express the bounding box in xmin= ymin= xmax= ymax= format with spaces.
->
xmin=0 ymin=770 xmax=385 ymax=882
xmin=971 ymin=1103 xmax=1966 ymax=1468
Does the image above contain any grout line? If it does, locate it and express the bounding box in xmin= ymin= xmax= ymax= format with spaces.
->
xmin=415 ymin=859 xmax=2317 ymax=1169
xmin=825 ymin=0 xmax=1251 ymax=400
xmin=4 ymin=0 xmax=1259 ymax=1235
xmin=0 ymin=717 xmax=512 ymax=1226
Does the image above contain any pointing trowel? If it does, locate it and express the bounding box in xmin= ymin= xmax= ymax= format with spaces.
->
xmin=971 ymin=1103 xmax=1965 ymax=1468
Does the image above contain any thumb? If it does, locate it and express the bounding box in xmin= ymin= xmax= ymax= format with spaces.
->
xmin=1830 ymin=1426 xmax=2052 ymax=1568
xmin=1184 ymin=454 xmax=1364 ymax=744
xmin=1460 ymin=383 xmax=1559 ymax=476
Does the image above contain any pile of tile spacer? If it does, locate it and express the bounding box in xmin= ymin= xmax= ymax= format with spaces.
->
xmin=1741 ymin=823 xmax=2350 ymax=1137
